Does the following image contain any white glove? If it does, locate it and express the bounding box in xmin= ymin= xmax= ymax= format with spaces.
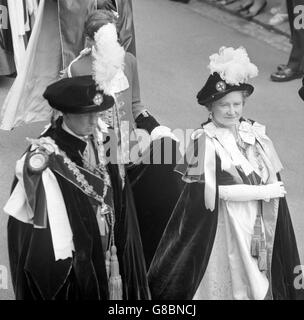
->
xmin=219 ymin=181 xmax=286 ymax=202
xmin=150 ymin=126 xmax=179 ymax=142
xmin=263 ymin=181 xmax=287 ymax=199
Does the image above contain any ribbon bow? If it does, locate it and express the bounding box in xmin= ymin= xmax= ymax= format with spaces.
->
xmin=240 ymin=120 xmax=283 ymax=174
xmin=238 ymin=121 xmax=267 ymax=145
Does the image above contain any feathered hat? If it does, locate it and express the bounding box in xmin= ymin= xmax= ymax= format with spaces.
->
xmin=91 ymin=23 xmax=125 ymax=95
xmin=197 ymin=46 xmax=258 ymax=106
xmin=43 ymin=76 xmax=114 ymax=114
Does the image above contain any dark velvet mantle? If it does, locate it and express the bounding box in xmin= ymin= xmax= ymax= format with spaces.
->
xmin=148 ymin=135 xmax=304 ymax=300
xmin=8 ymin=122 xmax=150 ymax=300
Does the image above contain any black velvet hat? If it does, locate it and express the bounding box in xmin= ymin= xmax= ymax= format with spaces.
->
xmin=43 ymin=76 xmax=115 ymax=114
xmin=196 ymin=72 xmax=254 ymax=106
xmin=298 ymin=77 xmax=304 ymax=101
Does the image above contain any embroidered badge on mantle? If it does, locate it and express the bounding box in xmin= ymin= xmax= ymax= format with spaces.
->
xmin=27 ymin=150 xmax=49 ymax=173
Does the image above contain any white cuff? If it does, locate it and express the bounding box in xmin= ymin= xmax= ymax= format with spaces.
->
xmin=151 ymin=125 xmax=179 ymax=142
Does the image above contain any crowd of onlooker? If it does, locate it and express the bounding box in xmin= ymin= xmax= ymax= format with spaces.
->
xmin=170 ymin=0 xmax=287 ymax=22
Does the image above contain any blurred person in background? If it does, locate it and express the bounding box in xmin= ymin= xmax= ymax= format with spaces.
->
xmin=271 ymin=0 xmax=304 ymax=82
xmin=235 ymin=0 xmax=267 ymax=18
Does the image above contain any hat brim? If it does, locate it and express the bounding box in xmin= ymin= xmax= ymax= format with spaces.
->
xmin=53 ymin=95 xmax=115 ymax=114
xmin=198 ymin=83 xmax=254 ymax=106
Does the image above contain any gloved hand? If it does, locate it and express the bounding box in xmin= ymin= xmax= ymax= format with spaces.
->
xmin=135 ymin=111 xmax=160 ymax=134
xmin=263 ymin=181 xmax=286 ymax=199
xmin=151 ymin=126 xmax=179 ymax=142
xmin=219 ymin=181 xmax=286 ymax=202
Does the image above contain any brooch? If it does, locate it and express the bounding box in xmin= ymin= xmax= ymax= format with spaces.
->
xmin=215 ymin=81 xmax=226 ymax=92
xmin=27 ymin=150 xmax=49 ymax=173
xmin=93 ymin=93 xmax=104 ymax=106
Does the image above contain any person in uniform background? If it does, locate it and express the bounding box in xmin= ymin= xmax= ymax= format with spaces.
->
xmin=4 ymin=76 xmax=151 ymax=300
xmin=66 ymin=9 xmax=159 ymax=138
xmin=66 ymin=9 xmax=184 ymax=269
xmin=0 ymin=0 xmax=136 ymax=130
xmin=0 ymin=0 xmax=16 ymax=76
xmin=97 ymin=0 xmax=136 ymax=56
xmin=271 ymin=0 xmax=304 ymax=82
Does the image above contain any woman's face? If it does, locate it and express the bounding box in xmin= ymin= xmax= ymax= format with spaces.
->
xmin=211 ymin=91 xmax=244 ymax=128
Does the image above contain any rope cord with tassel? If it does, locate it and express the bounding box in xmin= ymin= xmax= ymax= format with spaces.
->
xmin=105 ymin=206 xmax=123 ymax=300
xmin=250 ymin=202 xmax=267 ymax=273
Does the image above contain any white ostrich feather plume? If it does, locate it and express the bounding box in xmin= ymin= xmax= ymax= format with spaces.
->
xmin=208 ymin=46 xmax=258 ymax=85
xmin=92 ymin=23 xmax=125 ymax=95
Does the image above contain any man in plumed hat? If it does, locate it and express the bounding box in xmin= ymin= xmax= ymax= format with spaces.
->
xmin=4 ymin=76 xmax=150 ymax=300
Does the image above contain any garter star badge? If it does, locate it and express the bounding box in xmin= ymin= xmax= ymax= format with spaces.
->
xmin=27 ymin=150 xmax=49 ymax=173
xmin=215 ymin=81 xmax=226 ymax=92
xmin=93 ymin=93 xmax=104 ymax=106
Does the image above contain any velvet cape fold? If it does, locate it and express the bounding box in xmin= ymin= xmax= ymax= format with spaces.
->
xmin=148 ymin=125 xmax=304 ymax=300
xmin=7 ymin=121 xmax=150 ymax=300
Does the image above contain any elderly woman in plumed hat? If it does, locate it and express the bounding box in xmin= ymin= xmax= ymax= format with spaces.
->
xmin=148 ymin=47 xmax=304 ymax=300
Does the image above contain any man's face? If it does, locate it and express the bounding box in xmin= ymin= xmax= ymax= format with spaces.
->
xmin=63 ymin=112 xmax=100 ymax=136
